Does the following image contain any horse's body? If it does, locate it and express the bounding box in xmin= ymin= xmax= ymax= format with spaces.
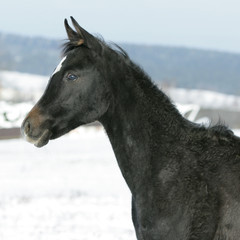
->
xmin=21 ymin=17 xmax=240 ymax=239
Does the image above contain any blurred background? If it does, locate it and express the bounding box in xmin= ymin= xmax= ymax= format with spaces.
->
xmin=0 ymin=0 xmax=240 ymax=239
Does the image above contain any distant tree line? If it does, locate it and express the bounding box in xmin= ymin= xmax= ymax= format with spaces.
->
xmin=0 ymin=32 xmax=240 ymax=95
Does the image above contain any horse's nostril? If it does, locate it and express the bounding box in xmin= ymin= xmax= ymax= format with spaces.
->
xmin=24 ymin=120 xmax=31 ymax=135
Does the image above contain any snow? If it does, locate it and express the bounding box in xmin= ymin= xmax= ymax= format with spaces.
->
xmin=0 ymin=101 xmax=33 ymax=128
xmin=167 ymin=88 xmax=240 ymax=111
xmin=0 ymin=70 xmax=240 ymax=239
xmin=0 ymin=71 xmax=48 ymax=92
xmin=0 ymin=71 xmax=48 ymax=102
xmin=233 ymin=129 xmax=240 ymax=137
xmin=0 ymin=126 xmax=239 ymax=240
xmin=0 ymin=127 xmax=134 ymax=240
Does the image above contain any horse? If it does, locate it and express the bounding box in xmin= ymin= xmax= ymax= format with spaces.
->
xmin=21 ymin=17 xmax=240 ymax=240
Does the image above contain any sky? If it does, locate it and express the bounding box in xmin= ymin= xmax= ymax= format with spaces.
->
xmin=1 ymin=0 xmax=240 ymax=53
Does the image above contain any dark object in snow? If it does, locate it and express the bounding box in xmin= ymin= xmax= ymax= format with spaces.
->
xmin=22 ymin=17 xmax=240 ymax=240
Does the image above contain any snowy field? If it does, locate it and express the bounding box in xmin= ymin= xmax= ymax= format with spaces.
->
xmin=0 ymin=127 xmax=135 ymax=240
xmin=1 ymin=127 xmax=240 ymax=240
xmin=0 ymin=71 xmax=240 ymax=239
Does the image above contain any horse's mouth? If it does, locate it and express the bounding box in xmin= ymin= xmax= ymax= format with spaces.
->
xmin=23 ymin=129 xmax=52 ymax=148
xmin=21 ymin=114 xmax=85 ymax=147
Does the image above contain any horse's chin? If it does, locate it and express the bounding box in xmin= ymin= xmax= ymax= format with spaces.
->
xmin=34 ymin=129 xmax=52 ymax=148
xmin=50 ymin=129 xmax=69 ymax=140
xmin=50 ymin=122 xmax=85 ymax=140
xmin=50 ymin=126 xmax=75 ymax=140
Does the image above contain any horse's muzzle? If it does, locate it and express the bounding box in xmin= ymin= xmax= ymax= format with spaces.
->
xmin=21 ymin=106 xmax=52 ymax=148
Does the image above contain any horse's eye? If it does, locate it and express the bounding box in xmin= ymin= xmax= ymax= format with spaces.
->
xmin=67 ymin=73 xmax=78 ymax=81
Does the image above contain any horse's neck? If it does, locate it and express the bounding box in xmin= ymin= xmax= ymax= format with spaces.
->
xmin=100 ymin=65 xmax=185 ymax=195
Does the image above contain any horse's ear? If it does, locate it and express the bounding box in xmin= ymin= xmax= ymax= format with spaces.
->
xmin=64 ymin=17 xmax=101 ymax=50
xmin=64 ymin=18 xmax=84 ymax=47
xmin=64 ymin=19 xmax=80 ymax=42
xmin=70 ymin=16 xmax=98 ymax=49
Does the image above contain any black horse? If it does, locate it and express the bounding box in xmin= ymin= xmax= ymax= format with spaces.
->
xmin=22 ymin=17 xmax=240 ymax=240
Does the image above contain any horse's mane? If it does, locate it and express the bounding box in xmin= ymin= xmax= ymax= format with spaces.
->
xmin=62 ymin=36 xmax=129 ymax=59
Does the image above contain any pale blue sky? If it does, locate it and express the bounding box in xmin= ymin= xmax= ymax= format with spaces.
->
xmin=1 ymin=0 xmax=240 ymax=53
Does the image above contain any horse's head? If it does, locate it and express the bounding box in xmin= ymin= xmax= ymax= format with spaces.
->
xmin=21 ymin=17 xmax=111 ymax=147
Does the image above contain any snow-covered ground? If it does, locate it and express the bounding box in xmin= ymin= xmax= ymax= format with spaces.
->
xmin=0 ymin=128 xmax=134 ymax=240
xmin=0 ymin=70 xmax=240 ymax=239
xmin=167 ymin=88 xmax=240 ymax=111
xmin=0 ymin=71 xmax=48 ymax=102
xmin=0 ymin=127 xmax=240 ymax=240
xmin=0 ymin=101 xmax=33 ymax=128
xmin=0 ymin=71 xmax=48 ymax=92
